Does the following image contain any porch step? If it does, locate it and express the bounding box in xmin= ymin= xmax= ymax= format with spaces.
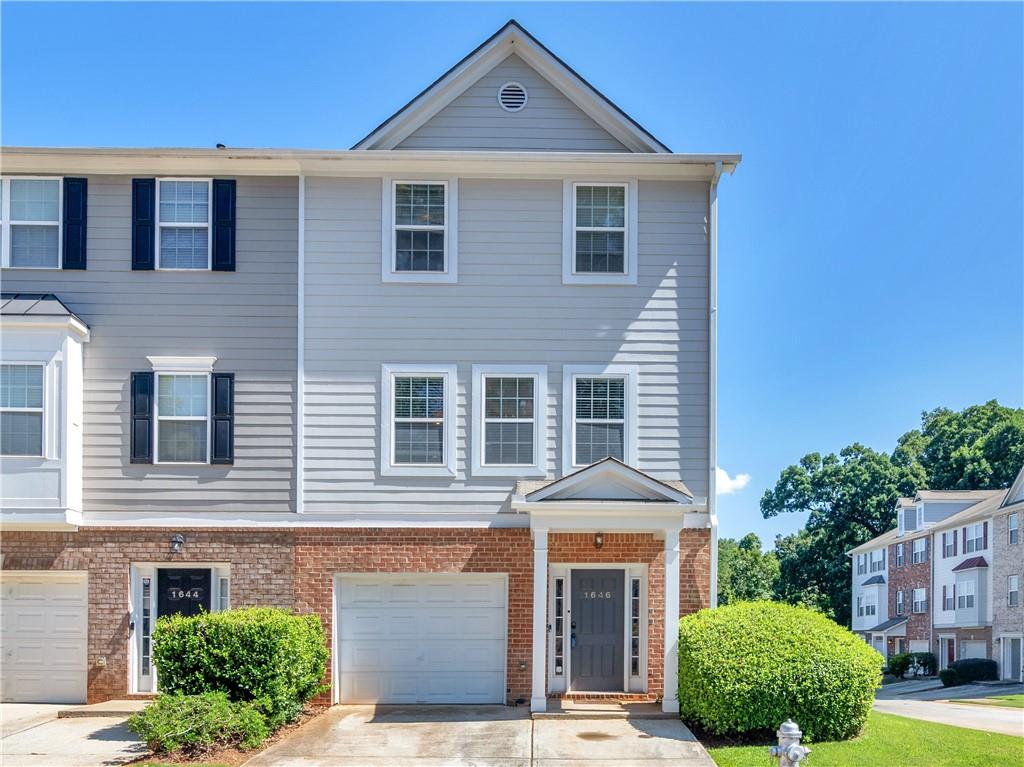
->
xmin=555 ymin=692 xmax=656 ymax=703
xmin=534 ymin=700 xmax=676 ymax=720
xmin=57 ymin=699 xmax=151 ymax=718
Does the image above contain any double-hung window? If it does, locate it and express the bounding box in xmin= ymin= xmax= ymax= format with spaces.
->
xmin=965 ymin=523 xmax=984 ymax=553
xmin=895 ymin=590 xmax=905 ymax=616
xmin=870 ymin=550 xmax=885 ymax=573
xmin=912 ymin=538 xmax=927 ymax=564
xmin=1009 ymin=513 xmax=1020 ymax=545
xmin=0 ymin=363 xmax=44 ymax=456
xmin=471 ymin=365 xmax=547 ymax=476
xmin=943 ymin=585 xmax=955 ymax=611
xmin=912 ymin=588 xmax=927 ymax=614
xmin=896 ymin=543 xmax=904 ymax=567
xmin=157 ymin=179 xmax=211 ymax=269
xmin=943 ymin=532 xmax=956 ymax=558
xmin=1009 ymin=575 xmax=1020 ymax=608
xmin=563 ymin=365 xmax=638 ymax=469
xmin=957 ymin=580 xmax=975 ymax=610
xmin=857 ymin=554 xmax=867 ymax=576
xmin=1 ymin=177 xmax=61 ymax=268
xmin=382 ymin=178 xmax=457 ymax=283
xmin=863 ymin=595 xmax=876 ymax=617
xmin=381 ymin=364 xmax=456 ymax=476
xmin=856 ymin=597 xmax=864 ymax=617
xmin=155 ymin=374 xmax=210 ymax=463
xmin=563 ymin=180 xmax=637 ymax=284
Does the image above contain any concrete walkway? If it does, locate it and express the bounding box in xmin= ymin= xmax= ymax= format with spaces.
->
xmin=0 ymin=704 xmax=147 ymax=767
xmin=243 ymin=705 xmax=715 ymax=767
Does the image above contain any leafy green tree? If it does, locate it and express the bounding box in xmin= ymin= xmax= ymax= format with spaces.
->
xmin=717 ymin=533 xmax=779 ymax=605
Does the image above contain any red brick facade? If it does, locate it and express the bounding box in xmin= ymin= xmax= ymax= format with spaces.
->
xmin=888 ymin=534 xmax=931 ymax=655
xmin=1 ymin=526 xmax=711 ymax=704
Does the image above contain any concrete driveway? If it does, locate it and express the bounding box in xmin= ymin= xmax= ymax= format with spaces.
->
xmin=0 ymin=704 xmax=146 ymax=767
xmin=874 ymin=681 xmax=1024 ymax=737
xmin=244 ymin=705 xmax=715 ymax=767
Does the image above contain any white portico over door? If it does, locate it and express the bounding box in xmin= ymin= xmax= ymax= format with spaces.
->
xmin=511 ymin=457 xmax=709 ymax=714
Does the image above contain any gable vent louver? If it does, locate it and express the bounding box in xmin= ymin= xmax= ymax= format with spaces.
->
xmin=497 ymin=81 xmax=528 ymax=112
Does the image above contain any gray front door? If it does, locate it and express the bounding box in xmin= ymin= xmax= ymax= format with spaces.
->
xmin=570 ymin=569 xmax=624 ymax=691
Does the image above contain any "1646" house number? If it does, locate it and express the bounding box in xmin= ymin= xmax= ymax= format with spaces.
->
xmin=581 ymin=591 xmax=613 ymax=599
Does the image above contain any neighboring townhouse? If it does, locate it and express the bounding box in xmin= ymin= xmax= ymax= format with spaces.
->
xmin=931 ymin=489 xmax=1009 ymax=670
xmin=848 ymin=489 xmax=1000 ymax=660
xmin=993 ymin=465 xmax=1024 ymax=681
xmin=0 ymin=21 xmax=738 ymax=713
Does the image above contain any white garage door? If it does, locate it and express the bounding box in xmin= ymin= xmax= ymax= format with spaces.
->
xmin=337 ymin=574 xmax=506 ymax=704
xmin=960 ymin=640 xmax=987 ymax=660
xmin=1 ymin=572 xmax=88 ymax=703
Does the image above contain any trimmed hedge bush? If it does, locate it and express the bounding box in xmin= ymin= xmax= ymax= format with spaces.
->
xmin=939 ymin=658 xmax=998 ymax=687
xmin=677 ymin=601 xmax=881 ymax=741
xmin=153 ymin=607 xmax=328 ymax=727
xmin=887 ymin=653 xmax=913 ymax=679
xmin=127 ymin=692 xmax=269 ymax=754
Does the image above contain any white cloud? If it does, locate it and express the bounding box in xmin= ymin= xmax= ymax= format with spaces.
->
xmin=716 ymin=467 xmax=751 ymax=495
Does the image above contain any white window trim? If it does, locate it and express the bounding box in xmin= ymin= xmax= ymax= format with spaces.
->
xmin=896 ymin=543 xmax=904 ymax=567
xmin=471 ymin=364 xmax=548 ymax=478
xmin=153 ymin=371 xmax=212 ymax=465
xmin=380 ymin=363 xmax=457 ymax=477
xmin=562 ymin=364 xmax=639 ymax=470
xmin=912 ymin=537 xmax=927 ymax=564
xmin=1009 ymin=575 xmax=1020 ymax=607
xmin=913 ymin=587 xmax=928 ymax=614
xmin=1009 ymin=513 xmax=1019 ymax=545
xmin=957 ymin=579 xmax=976 ymax=609
xmin=156 ymin=178 xmax=213 ymax=271
xmin=0 ymin=360 xmax=48 ymax=458
xmin=1 ymin=176 xmax=63 ymax=270
xmin=381 ymin=177 xmax=458 ymax=283
xmin=965 ymin=523 xmax=984 ymax=553
xmin=896 ymin=590 xmax=905 ymax=615
xmin=562 ymin=179 xmax=638 ymax=285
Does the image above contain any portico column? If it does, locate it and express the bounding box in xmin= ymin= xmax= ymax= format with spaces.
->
xmin=663 ymin=527 xmax=681 ymax=713
xmin=531 ymin=528 xmax=549 ymax=713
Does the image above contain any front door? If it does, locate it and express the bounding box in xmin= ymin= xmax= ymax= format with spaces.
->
xmin=570 ymin=569 xmax=624 ymax=692
xmin=1004 ymin=638 xmax=1022 ymax=681
xmin=157 ymin=569 xmax=211 ymax=619
xmin=939 ymin=637 xmax=955 ymax=669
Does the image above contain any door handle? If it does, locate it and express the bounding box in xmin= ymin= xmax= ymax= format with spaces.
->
xmin=570 ymin=632 xmax=577 ymax=648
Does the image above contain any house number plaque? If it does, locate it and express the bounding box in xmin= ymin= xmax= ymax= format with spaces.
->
xmin=581 ymin=591 xmax=613 ymax=599
xmin=168 ymin=588 xmax=204 ymax=601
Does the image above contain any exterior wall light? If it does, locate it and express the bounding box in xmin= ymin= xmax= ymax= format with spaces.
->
xmin=594 ymin=532 xmax=604 ymax=549
xmin=170 ymin=534 xmax=185 ymax=554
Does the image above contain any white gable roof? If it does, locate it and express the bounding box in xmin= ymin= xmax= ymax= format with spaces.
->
xmin=1002 ymin=463 xmax=1024 ymax=508
xmin=522 ymin=458 xmax=693 ymax=504
xmin=354 ymin=20 xmax=669 ymax=153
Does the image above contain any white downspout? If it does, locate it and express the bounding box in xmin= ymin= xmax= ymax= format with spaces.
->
xmin=708 ymin=161 xmax=722 ymax=608
xmin=296 ymin=174 xmax=305 ymax=514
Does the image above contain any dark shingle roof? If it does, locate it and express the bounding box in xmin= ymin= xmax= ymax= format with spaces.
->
xmin=952 ymin=556 xmax=989 ymax=572
xmin=869 ymin=616 xmax=908 ymax=633
xmin=861 ymin=575 xmax=886 ymax=586
xmin=1 ymin=293 xmax=86 ymax=325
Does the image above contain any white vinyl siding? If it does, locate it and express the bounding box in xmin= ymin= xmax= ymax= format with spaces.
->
xmin=155 ymin=374 xmax=210 ymax=464
xmin=381 ymin=178 xmax=458 ymax=283
xmin=2 ymin=177 xmax=62 ymax=269
xmin=157 ymin=179 xmax=211 ymax=270
xmin=0 ymin=363 xmax=44 ymax=456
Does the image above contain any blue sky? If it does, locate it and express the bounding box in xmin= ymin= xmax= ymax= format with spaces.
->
xmin=3 ymin=3 xmax=1022 ymax=544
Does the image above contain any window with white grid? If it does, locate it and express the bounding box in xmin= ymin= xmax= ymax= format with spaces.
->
xmin=157 ymin=179 xmax=211 ymax=269
xmin=392 ymin=375 xmax=446 ymax=465
xmin=156 ymin=373 xmax=209 ymax=463
xmin=1009 ymin=575 xmax=1020 ymax=608
xmin=0 ymin=363 xmax=44 ymax=456
xmin=957 ymin=580 xmax=975 ymax=610
xmin=574 ymin=184 xmax=626 ymax=274
xmin=573 ymin=376 xmax=625 ymax=465
xmin=913 ymin=588 xmax=928 ymax=614
xmin=482 ymin=376 xmax=535 ymax=466
xmin=912 ymin=538 xmax=927 ymax=564
xmin=1 ymin=177 xmax=62 ymax=268
xmin=394 ymin=182 xmax=446 ymax=273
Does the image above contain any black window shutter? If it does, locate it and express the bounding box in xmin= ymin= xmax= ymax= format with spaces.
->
xmin=62 ymin=178 xmax=88 ymax=269
xmin=130 ymin=372 xmax=154 ymax=463
xmin=211 ymin=179 xmax=236 ymax=271
xmin=132 ymin=179 xmax=156 ymax=270
xmin=210 ymin=372 xmax=234 ymax=464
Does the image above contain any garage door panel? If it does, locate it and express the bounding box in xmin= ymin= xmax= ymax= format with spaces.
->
xmin=1 ymin=573 xmax=88 ymax=704
xmin=337 ymin=574 xmax=506 ymax=704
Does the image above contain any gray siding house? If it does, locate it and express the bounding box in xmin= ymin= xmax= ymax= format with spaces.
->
xmin=0 ymin=21 xmax=738 ymax=711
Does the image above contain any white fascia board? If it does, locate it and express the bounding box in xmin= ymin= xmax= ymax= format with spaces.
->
xmin=0 ymin=147 xmax=741 ymax=180
xmin=76 ymin=511 xmax=531 ymax=528
xmin=146 ymin=356 xmax=217 ymax=373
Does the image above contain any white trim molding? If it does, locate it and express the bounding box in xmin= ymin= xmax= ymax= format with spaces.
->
xmin=561 ymin=363 xmax=639 ymax=471
xmin=1 ymin=176 xmax=65 ymax=270
xmin=381 ymin=176 xmax=459 ymax=284
xmin=146 ymin=356 xmax=217 ymax=374
xmin=380 ymin=363 xmax=458 ymax=478
xmin=470 ymin=364 xmax=548 ymax=478
xmin=562 ymin=179 xmax=638 ymax=285
xmin=155 ymin=177 xmax=213 ymax=271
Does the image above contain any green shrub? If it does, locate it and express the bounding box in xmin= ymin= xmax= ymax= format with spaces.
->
xmin=677 ymin=601 xmax=881 ymax=741
xmin=153 ymin=607 xmax=328 ymax=727
xmin=887 ymin=653 xmax=912 ymax=679
xmin=127 ymin=692 xmax=269 ymax=754
xmin=939 ymin=668 xmax=960 ymax=687
xmin=911 ymin=651 xmax=937 ymax=676
xmin=940 ymin=658 xmax=997 ymax=687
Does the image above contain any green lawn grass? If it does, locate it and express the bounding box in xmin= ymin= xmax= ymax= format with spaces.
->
xmin=952 ymin=693 xmax=1024 ymax=709
xmin=706 ymin=711 xmax=1024 ymax=767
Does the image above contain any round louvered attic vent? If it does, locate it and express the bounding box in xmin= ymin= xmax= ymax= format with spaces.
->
xmin=497 ymin=81 xmax=528 ymax=112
